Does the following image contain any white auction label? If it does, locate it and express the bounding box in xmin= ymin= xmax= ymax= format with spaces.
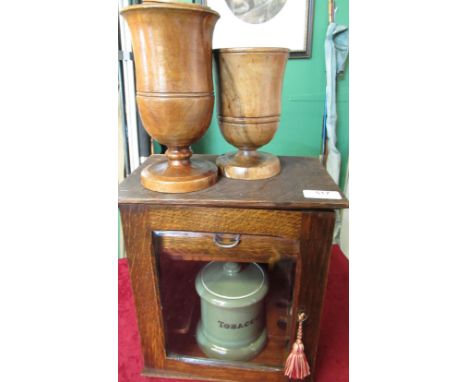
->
xmin=303 ymin=190 xmax=342 ymax=199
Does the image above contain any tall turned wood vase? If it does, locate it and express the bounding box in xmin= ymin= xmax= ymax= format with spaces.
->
xmin=214 ymin=48 xmax=289 ymax=180
xmin=121 ymin=2 xmax=219 ymax=193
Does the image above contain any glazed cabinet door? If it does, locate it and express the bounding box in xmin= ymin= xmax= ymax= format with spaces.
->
xmin=153 ymin=230 xmax=299 ymax=377
xmin=120 ymin=204 xmax=335 ymax=382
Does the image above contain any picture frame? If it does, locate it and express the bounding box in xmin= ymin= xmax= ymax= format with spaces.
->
xmin=199 ymin=0 xmax=314 ymax=59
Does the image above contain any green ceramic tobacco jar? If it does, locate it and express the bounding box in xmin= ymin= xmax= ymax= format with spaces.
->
xmin=195 ymin=261 xmax=269 ymax=361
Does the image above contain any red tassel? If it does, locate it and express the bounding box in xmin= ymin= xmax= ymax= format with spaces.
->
xmin=284 ymin=313 xmax=310 ymax=380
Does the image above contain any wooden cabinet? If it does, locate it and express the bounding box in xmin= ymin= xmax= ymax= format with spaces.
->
xmin=119 ymin=154 xmax=348 ymax=381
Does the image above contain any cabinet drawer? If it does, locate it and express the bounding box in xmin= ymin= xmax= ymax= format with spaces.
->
xmin=153 ymin=230 xmax=300 ymax=263
xmin=145 ymin=206 xmax=302 ymax=239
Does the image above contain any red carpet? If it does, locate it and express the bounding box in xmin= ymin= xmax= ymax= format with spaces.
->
xmin=119 ymin=245 xmax=348 ymax=382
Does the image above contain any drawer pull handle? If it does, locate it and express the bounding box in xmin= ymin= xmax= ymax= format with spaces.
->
xmin=213 ymin=233 xmax=241 ymax=248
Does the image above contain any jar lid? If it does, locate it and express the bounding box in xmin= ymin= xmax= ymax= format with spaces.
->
xmin=196 ymin=262 xmax=268 ymax=308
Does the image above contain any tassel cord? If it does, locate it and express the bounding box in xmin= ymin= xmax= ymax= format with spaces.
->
xmin=284 ymin=313 xmax=311 ymax=380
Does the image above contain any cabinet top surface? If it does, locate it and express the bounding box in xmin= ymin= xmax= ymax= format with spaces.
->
xmin=118 ymin=155 xmax=349 ymax=210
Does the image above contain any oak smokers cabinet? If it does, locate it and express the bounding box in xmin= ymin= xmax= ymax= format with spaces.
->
xmin=119 ymin=154 xmax=349 ymax=382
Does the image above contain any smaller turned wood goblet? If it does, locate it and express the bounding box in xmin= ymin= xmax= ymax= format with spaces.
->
xmin=214 ymin=48 xmax=289 ymax=180
xmin=121 ymin=2 xmax=219 ymax=193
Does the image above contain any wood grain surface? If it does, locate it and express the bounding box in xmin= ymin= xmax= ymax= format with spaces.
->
xmin=119 ymin=155 xmax=349 ymax=210
xmin=296 ymin=211 xmax=336 ymax=381
xmin=214 ymin=48 xmax=288 ymax=180
xmin=120 ymin=3 xmax=220 ymax=193
xmin=154 ymin=231 xmax=300 ymax=263
xmin=119 ymin=204 xmax=166 ymax=369
xmin=119 ymin=155 xmax=348 ymax=381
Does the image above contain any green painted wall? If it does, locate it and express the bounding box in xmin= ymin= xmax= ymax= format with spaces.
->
xmin=190 ymin=0 xmax=349 ymax=189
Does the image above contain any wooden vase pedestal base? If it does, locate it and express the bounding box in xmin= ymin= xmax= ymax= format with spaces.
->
xmin=141 ymin=158 xmax=218 ymax=193
xmin=216 ymin=151 xmax=281 ymax=180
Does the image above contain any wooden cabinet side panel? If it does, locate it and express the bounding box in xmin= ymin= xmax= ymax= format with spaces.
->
xmin=297 ymin=211 xmax=336 ymax=381
xmin=120 ymin=204 xmax=166 ymax=369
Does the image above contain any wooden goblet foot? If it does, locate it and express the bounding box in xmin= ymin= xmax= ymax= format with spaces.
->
xmin=141 ymin=158 xmax=218 ymax=193
xmin=216 ymin=151 xmax=281 ymax=180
